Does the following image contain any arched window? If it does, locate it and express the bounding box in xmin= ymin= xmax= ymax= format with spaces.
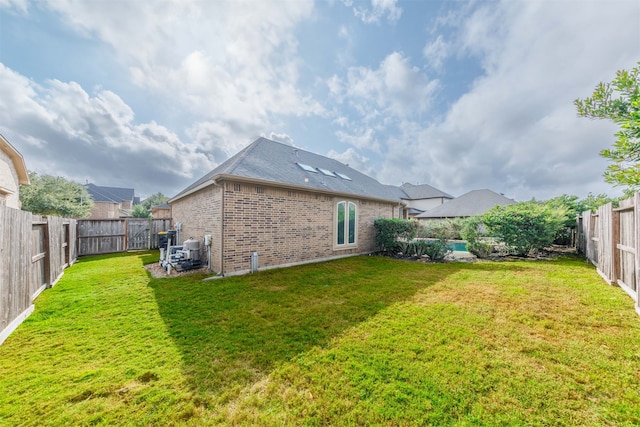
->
xmin=336 ymin=201 xmax=357 ymax=247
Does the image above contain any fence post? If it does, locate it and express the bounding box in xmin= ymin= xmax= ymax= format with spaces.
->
xmin=124 ymin=218 xmax=129 ymax=251
xmin=635 ymin=192 xmax=640 ymax=315
xmin=43 ymin=216 xmax=52 ymax=289
xmin=611 ymin=207 xmax=620 ymax=286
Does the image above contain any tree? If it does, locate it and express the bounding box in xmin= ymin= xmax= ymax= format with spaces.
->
xmin=575 ymin=63 xmax=640 ymax=191
xmin=131 ymin=204 xmax=152 ymax=218
xmin=141 ymin=192 xmax=169 ymax=210
xmin=481 ymin=202 xmax=566 ymax=256
xmin=20 ymin=172 xmax=93 ymax=218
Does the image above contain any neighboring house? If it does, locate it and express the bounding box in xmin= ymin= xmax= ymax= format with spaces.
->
xmin=400 ymin=183 xmax=453 ymax=217
xmin=0 ymin=134 xmax=30 ymax=209
xmin=85 ymin=184 xmax=139 ymax=219
xmin=170 ymin=137 xmax=407 ymax=276
xmin=415 ymin=189 xmax=515 ymax=220
xmin=151 ymin=203 xmax=171 ymax=219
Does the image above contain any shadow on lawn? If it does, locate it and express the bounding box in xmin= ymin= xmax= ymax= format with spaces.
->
xmin=147 ymin=256 xmax=528 ymax=401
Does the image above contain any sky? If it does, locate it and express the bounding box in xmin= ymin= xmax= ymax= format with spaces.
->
xmin=0 ymin=0 xmax=639 ymax=202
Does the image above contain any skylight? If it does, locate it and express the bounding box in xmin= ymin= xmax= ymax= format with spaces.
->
xmin=335 ymin=172 xmax=352 ymax=181
xmin=296 ymin=162 xmax=317 ymax=173
xmin=317 ymin=168 xmax=337 ymax=177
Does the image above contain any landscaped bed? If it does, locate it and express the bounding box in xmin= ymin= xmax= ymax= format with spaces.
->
xmin=1 ymin=252 xmax=639 ymax=426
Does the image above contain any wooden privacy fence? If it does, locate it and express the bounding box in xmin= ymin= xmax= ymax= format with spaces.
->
xmin=0 ymin=206 xmax=77 ymax=345
xmin=577 ymin=192 xmax=640 ymax=316
xmin=77 ymin=218 xmax=171 ymax=256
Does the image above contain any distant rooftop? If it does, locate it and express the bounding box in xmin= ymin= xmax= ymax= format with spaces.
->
xmin=400 ymin=183 xmax=453 ymax=200
xmin=416 ymin=189 xmax=514 ymax=219
xmin=86 ymin=183 xmax=136 ymax=203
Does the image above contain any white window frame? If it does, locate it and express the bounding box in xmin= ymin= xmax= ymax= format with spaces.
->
xmin=334 ymin=200 xmax=357 ymax=250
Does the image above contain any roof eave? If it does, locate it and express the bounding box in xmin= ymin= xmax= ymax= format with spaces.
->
xmin=0 ymin=134 xmax=30 ymax=185
xmin=168 ymin=178 xmax=218 ymax=203
xmin=170 ymin=173 xmax=405 ymax=206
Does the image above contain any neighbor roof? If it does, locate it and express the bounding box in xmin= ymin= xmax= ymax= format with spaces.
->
xmin=171 ymin=137 xmax=407 ymax=203
xmin=0 ymin=133 xmax=30 ymax=185
xmin=86 ymin=184 xmax=136 ymax=203
xmin=416 ymin=189 xmax=515 ymax=219
xmin=400 ymin=183 xmax=453 ymax=200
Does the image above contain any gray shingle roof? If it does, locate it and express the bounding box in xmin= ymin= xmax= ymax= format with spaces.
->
xmin=86 ymin=184 xmax=135 ymax=203
xmin=171 ymin=137 xmax=407 ymax=203
xmin=416 ymin=189 xmax=515 ymax=219
xmin=400 ymin=183 xmax=453 ymax=200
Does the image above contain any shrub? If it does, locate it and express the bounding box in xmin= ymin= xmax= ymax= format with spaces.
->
xmin=466 ymin=241 xmax=492 ymax=258
xmin=421 ymin=239 xmax=451 ymax=261
xmin=417 ymin=219 xmax=465 ymax=240
xmin=374 ymin=218 xmax=419 ymax=253
xmin=396 ymin=241 xmax=414 ymax=256
xmin=481 ymin=202 xmax=566 ymax=256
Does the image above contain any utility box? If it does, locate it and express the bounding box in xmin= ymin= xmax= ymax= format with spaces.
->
xmin=250 ymin=252 xmax=259 ymax=273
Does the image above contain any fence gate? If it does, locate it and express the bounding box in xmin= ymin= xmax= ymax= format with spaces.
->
xmin=127 ymin=219 xmax=151 ymax=250
xmin=76 ymin=218 xmax=172 ymax=256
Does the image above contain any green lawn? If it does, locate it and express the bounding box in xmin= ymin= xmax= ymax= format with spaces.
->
xmin=1 ymin=252 xmax=639 ymax=426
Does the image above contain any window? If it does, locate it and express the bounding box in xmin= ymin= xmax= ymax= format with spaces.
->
xmin=336 ymin=201 xmax=357 ymax=247
xmin=335 ymin=172 xmax=352 ymax=181
xmin=296 ymin=162 xmax=317 ymax=173
xmin=317 ymin=168 xmax=337 ymax=177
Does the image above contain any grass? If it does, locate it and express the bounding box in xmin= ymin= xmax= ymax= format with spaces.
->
xmin=1 ymin=252 xmax=639 ymax=426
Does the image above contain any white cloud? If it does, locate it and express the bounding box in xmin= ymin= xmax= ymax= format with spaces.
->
xmin=423 ymin=35 xmax=449 ymax=72
xmin=0 ymin=0 xmax=28 ymax=13
xmin=335 ymin=128 xmax=381 ymax=152
xmin=43 ymin=1 xmax=323 ymax=125
xmin=267 ymin=132 xmax=294 ymax=146
xmin=327 ymin=147 xmax=373 ymax=176
xmin=342 ymin=52 xmax=439 ymax=119
xmin=351 ymin=0 xmax=402 ymax=24
xmin=377 ymin=0 xmax=638 ymax=200
xmin=0 ymin=63 xmax=213 ymax=196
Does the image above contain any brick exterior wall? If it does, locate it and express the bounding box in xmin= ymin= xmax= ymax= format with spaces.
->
xmin=171 ymin=185 xmax=223 ymax=272
xmin=88 ymin=201 xmax=120 ymax=219
xmin=171 ymin=179 xmax=398 ymax=275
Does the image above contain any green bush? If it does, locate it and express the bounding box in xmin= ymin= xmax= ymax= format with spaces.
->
xmin=481 ymin=202 xmax=567 ymax=256
xmin=421 ymin=239 xmax=451 ymax=261
xmin=467 ymin=241 xmax=492 ymax=258
xmin=374 ymin=218 xmax=419 ymax=253
xmin=417 ymin=219 xmax=465 ymax=240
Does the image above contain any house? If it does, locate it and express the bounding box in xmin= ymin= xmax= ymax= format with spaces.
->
xmin=170 ymin=137 xmax=408 ymax=276
xmin=415 ymin=189 xmax=515 ymax=220
xmin=400 ymin=183 xmax=453 ymax=217
xmin=0 ymin=134 xmax=30 ymax=209
xmin=85 ymin=184 xmax=139 ymax=219
xmin=151 ymin=203 xmax=171 ymax=219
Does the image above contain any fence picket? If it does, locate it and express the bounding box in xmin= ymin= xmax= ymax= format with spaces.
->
xmin=578 ymin=192 xmax=639 ymax=315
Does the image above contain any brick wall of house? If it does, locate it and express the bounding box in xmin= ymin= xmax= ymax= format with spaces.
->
xmin=220 ymin=180 xmax=396 ymax=274
xmin=170 ymin=185 xmax=223 ymax=272
xmin=171 ymin=180 xmax=398 ymax=275
xmin=88 ymin=201 xmax=119 ymax=219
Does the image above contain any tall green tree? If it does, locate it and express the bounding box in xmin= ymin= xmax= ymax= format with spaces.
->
xmin=575 ymin=62 xmax=640 ymax=191
xmin=141 ymin=192 xmax=169 ymax=210
xmin=20 ymin=172 xmax=93 ymax=218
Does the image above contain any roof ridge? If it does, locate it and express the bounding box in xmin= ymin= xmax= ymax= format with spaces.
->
xmin=222 ymin=138 xmax=265 ymax=175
